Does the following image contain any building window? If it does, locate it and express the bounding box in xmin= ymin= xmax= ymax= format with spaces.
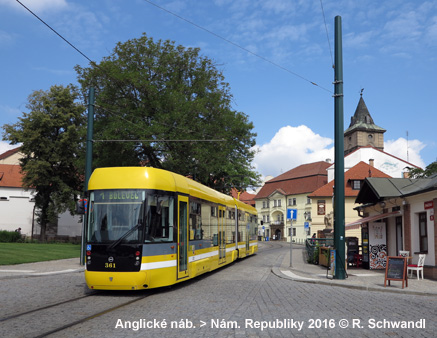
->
xmin=293 ymin=228 xmax=296 ymax=236
xmin=273 ymin=200 xmax=277 ymax=207
xmin=352 ymin=180 xmax=361 ymax=190
xmin=262 ymin=201 xmax=266 ymax=208
xmin=288 ymin=198 xmax=296 ymax=206
xmin=266 ymin=215 xmax=270 ymax=223
xmin=418 ymin=212 xmax=428 ymax=252
xmin=306 ymin=197 xmax=311 ymax=204
xmin=317 ymin=200 xmax=325 ymax=215
xmin=278 ymin=199 xmax=281 ymax=207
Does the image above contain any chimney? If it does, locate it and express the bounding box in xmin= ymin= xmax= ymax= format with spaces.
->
xmin=369 ymin=159 xmax=374 ymax=167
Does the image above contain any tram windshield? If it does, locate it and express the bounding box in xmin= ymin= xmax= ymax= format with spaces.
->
xmin=87 ymin=189 xmax=174 ymax=244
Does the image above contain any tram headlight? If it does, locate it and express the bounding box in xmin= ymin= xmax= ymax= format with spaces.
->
xmin=134 ymin=261 xmax=140 ymax=266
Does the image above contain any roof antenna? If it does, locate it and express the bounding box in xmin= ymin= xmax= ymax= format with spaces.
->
xmin=360 ymin=88 xmax=364 ymax=97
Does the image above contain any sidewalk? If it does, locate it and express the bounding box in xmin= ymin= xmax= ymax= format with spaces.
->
xmin=272 ymin=244 xmax=437 ymax=296
xmin=0 ymin=258 xmax=84 ymax=279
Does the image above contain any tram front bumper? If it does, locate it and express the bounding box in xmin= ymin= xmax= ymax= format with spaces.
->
xmin=85 ymin=270 xmax=148 ymax=290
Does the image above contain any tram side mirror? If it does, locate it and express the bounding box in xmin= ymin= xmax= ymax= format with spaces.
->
xmin=76 ymin=199 xmax=87 ymax=215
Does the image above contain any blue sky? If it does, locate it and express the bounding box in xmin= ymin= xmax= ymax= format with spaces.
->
xmin=1 ymin=0 xmax=436 ymax=179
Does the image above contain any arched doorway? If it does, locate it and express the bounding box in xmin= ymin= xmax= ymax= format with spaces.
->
xmin=275 ymin=229 xmax=282 ymax=240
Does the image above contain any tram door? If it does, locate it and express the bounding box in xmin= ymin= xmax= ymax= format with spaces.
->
xmin=218 ymin=206 xmax=226 ymax=264
xmin=178 ymin=196 xmax=189 ymax=279
xmin=245 ymin=213 xmax=250 ymax=254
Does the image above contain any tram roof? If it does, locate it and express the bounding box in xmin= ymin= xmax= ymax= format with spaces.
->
xmin=88 ymin=167 xmax=256 ymax=212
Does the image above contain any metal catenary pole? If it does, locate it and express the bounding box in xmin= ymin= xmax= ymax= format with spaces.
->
xmin=80 ymin=87 xmax=95 ymax=265
xmin=334 ymin=16 xmax=346 ymax=279
xmin=289 ymin=219 xmax=293 ymax=268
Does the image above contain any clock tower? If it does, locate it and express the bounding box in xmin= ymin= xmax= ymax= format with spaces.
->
xmin=344 ymin=93 xmax=386 ymax=156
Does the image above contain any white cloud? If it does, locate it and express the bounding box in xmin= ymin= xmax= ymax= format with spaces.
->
xmin=0 ymin=0 xmax=68 ymax=12
xmin=252 ymin=125 xmax=334 ymax=177
xmin=253 ymin=126 xmax=428 ymax=179
xmin=384 ymin=138 xmax=426 ymax=169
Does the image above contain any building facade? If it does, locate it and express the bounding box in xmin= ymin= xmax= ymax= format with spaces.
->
xmin=254 ymin=161 xmax=330 ymax=243
xmin=351 ymin=175 xmax=437 ymax=279
xmin=309 ymin=161 xmax=392 ymax=241
xmin=0 ymin=147 xmax=82 ymax=240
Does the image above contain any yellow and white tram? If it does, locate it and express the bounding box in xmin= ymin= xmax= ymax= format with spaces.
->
xmin=84 ymin=167 xmax=258 ymax=290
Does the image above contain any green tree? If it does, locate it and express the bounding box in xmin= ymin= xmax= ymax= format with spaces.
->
xmin=2 ymin=85 xmax=86 ymax=240
xmin=75 ymin=33 xmax=260 ymax=192
xmin=407 ymin=161 xmax=437 ymax=179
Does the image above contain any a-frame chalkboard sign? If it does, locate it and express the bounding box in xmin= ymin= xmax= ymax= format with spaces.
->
xmin=384 ymin=256 xmax=408 ymax=288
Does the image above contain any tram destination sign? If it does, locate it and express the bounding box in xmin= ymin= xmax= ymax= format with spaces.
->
xmin=95 ymin=190 xmax=141 ymax=202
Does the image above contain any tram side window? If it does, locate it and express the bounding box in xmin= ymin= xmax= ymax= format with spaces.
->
xmin=249 ymin=213 xmax=258 ymax=240
xmin=210 ymin=207 xmax=218 ymax=246
xmin=145 ymin=195 xmax=174 ymax=243
xmin=201 ymin=203 xmax=213 ymax=242
xmin=226 ymin=207 xmax=235 ymax=244
xmin=190 ymin=202 xmax=203 ymax=240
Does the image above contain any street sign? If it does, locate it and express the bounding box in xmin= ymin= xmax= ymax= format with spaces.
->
xmin=287 ymin=208 xmax=297 ymax=220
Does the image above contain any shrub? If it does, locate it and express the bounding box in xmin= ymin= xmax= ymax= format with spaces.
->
xmin=0 ymin=230 xmax=22 ymax=243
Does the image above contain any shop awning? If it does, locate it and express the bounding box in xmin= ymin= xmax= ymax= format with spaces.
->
xmin=346 ymin=211 xmax=401 ymax=230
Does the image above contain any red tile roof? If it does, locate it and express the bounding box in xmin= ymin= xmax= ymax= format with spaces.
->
xmin=0 ymin=164 xmax=24 ymax=188
xmin=230 ymin=188 xmax=256 ymax=206
xmin=0 ymin=147 xmax=21 ymax=160
xmin=309 ymin=161 xmax=392 ymax=198
xmin=255 ymin=161 xmax=330 ymax=199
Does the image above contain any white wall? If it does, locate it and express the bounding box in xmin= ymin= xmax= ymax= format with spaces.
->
xmin=327 ymin=148 xmax=413 ymax=182
xmin=0 ymin=187 xmax=35 ymax=236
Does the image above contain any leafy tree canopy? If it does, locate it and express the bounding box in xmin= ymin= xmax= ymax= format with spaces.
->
xmin=2 ymin=85 xmax=86 ymax=239
xmin=75 ymin=33 xmax=260 ymax=193
xmin=407 ymin=161 xmax=437 ymax=179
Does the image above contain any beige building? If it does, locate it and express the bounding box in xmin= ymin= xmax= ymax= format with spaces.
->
xmin=254 ymin=161 xmax=330 ymax=243
xmin=309 ymin=161 xmax=391 ymax=241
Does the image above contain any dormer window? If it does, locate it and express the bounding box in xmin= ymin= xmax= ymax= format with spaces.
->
xmin=352 ymin=180 xmax=362 ymax=190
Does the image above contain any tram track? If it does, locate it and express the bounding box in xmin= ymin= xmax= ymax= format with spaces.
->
xmin=34 ymin=292 xmax=155 ymax=338
xmin=0 ymin=290 xmax=156 ymax=338
xmin=0 ymin=293 xmax=95 ymax=323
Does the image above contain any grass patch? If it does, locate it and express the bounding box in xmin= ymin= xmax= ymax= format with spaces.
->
xmin=0 ymin=243 xmax=81 ymax=265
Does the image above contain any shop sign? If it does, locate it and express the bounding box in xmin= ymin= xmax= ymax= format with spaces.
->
xmin=424 ymin=201 xmax=433 ymax=210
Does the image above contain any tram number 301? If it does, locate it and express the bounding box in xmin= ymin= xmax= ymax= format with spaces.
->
xmin=105 ymin=263 xmax=116 ymax=268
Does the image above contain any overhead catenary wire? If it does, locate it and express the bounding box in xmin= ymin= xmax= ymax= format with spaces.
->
xmin=12 ymin=0 xmax=225 ymax=144
xmin=93 ymin=139 xmax=225 ymax=142
xmin=142 ymin=0 xmax=332 ymax=93
xmin=17 ymin=0 xmax=333 ymax=96
xmin=319 ymin=0 xmax=334 ymax=69
xmin=16 ymin=0 xmax=94 ymax=65
xmin=92 ymin=104 xmax=225 ymax=143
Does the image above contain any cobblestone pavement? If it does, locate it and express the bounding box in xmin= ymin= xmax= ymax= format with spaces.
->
xmin=0 ymin=242 xmax=435 ymax=337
